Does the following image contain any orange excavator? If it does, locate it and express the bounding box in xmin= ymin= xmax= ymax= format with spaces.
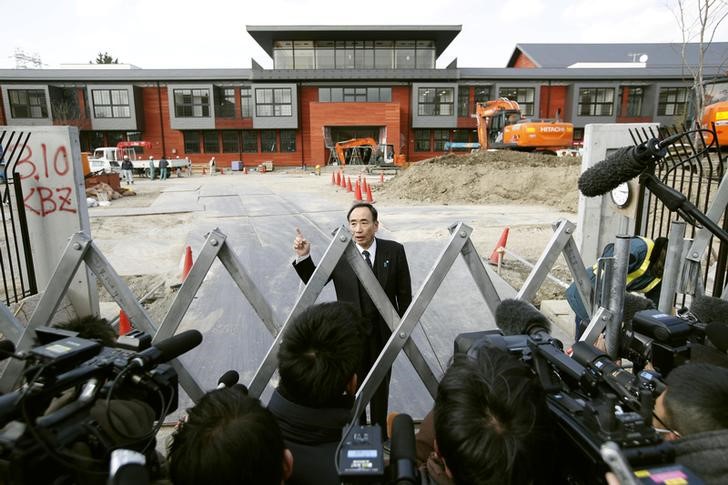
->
xmin=475 ymin=98 xmax=573 ymax=153
xmin=332 ymin=138 xmax=406 ymax=166
xmin=701 ymin=77 xmax=728 ymax=148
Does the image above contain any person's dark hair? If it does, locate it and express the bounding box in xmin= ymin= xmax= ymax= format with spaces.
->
xmin=347 ymin=202 xmax=378 ymax=223
xmin=434 ymin=347 xmax=553 ymax=485
xmin=663 ymin=363 xmax=728 ymax=435
xmin=56 ymin=315 xmax=117 ymax=346
xmin=168 ymin=387 xmax=286 ymax=485
xmin=277 ymin=302 xmax=364 ymax=407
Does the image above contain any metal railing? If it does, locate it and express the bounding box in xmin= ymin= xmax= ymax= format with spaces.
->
xmin=0 ymin=130 xmax=37 ymax=306
xmin=631 ymin=124 xmax=727 ymax=297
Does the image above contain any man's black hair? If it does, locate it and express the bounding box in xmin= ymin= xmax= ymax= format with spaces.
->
xmin=56 ymin=315 xmax=117 ymax=346
xmin=277 ymin=302 xmax=365 ymax=408
xmin=347 ymin=202 xmax=378 ymax=223
xmin=663 ymin=362 xmax=728 ymax=435
xmin=168 ymin=387 xmax=286 ymax=485
xmin=434 ymin=347 xmax=553 ymax=485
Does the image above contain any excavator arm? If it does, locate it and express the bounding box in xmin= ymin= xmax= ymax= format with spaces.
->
xmin=475 ymin=98 xmax=522 ymax=150
xmin=333 ymin=137 xmax=379 ymax=166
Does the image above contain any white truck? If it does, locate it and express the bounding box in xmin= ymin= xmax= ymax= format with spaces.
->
xmin=88 ymin=141 xmax=190 ymax=178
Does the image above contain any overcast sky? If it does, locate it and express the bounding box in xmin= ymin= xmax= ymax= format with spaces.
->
xmin=2 ymin=0 xmax=727 ymax=70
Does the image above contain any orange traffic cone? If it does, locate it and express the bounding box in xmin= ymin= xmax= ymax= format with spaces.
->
xmin=354 ymin=181 xmax=362 ymax=201
xmin=118 ymin=310 xmax=132 ymax=336
xmin=346 ymin=177 xmax=353 ymax=192
xmin=366 ymin=185 xmax=374 ymax=203
xmin=489 ymin=227 xmax=510 ymax=265
xmin=331 ymin=172 xmax=336 ymax=185
xmin=243 ymin=167 xmax=248 ymax=174
xmin=335 ymin=171 xmax=340 ymax=186
xmin=362 ymin=177 xmax=368 ymax=193
xmin=182 ymin=246 xmax=193 ymax=282
xmin=379 ymin=173 xmax=384 ymax=185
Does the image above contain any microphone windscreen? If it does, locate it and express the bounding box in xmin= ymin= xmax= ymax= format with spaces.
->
xmin=390 ymin=413 xmax=416 ymax=463
xmin=689 ymin=342 xmax=728 ymax=368
xmin=623 ymin=293 xmax=655 ymax=322
xmin=155 ymin=330 xmax=203 ymax=363
xmin=217 ymin=370 xmax=240 ymax=388
xmin=0 ymin=340 xmax=15 ymax=358
xmin=495 ymin=299 xmax=551 ymax=336
xmin=706 ymin=323 xmax=728 ymax=353
xmin=578 ymin=146 xmax=646 ymax=197
xmin=691 ymin=295 xmax=728 ymax=324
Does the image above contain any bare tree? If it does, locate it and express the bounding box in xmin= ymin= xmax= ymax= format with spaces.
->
xmin=673 ymin=0 xmax=728 ymax=122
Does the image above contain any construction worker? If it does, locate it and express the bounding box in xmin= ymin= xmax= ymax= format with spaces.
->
xmin=566 ymin=236 xmax=668 ymax=339
xmin=148 ymin=156 xmax=156 ymax=180
xmin=121 ymin=156 xmax=134 ymax=185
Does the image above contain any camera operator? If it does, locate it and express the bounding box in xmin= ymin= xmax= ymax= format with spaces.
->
xmin=415 ymin=346 xmax=555 ymax=485
xmin=267 ymin=302 xmax=365 ymax=485
xmin=167 ymin=386 xmax=293 ymax=484
xmin=652 ymin=363 xmax=728 ymax=484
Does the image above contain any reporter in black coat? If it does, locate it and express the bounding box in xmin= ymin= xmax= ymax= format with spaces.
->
xmin=292 ymin=203 xmax=412 ymax=437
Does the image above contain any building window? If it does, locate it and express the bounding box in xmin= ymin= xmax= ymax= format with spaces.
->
xmin=620 ymin=87 xmax=644 ymax=117
xmin=273 ymin=41 xmax=294 ymax=69
xmin=216 ymin=87 xmax=236 ymax=118
xmin=414 ymin=129 xmax=431 ymax=152
xmin=203 ymin=131 xmax=219 ymax=153
xmin=261 ymin=130 xmax=277 ymax=152
xmin=452 ymin=129 xmax=474 ymax=143
xmin=242 ymin=130 xmax=258 ymax=152
xmin=222 ymin=131 xmax=240 ymax=153
xmin=658 ymin=87 xmax=689 ymax=116
xmin=8 ymin=89 xmax=48 ymax=118
xmin=91 ymin=89 xmax=131 ymax=118
xmin=395 ymin=40 xmax=416 ymax=69
xmin=578 ymin=88 xmax=614 ymax=116
xmin=418 ymin=87 xmax=454 ymax=116
xmin=433 ymin=129 xmax=450 ymax=151
xmin=241 ymin=87 xmax=252 ymax=118
xmin=184 ymin=131 xmax=201 ymax=153
xmin=374 ymin=40 xmax=394 ymax=69
xmin=255 ymin=88 xmax=292 ymax=117
xmin=315 ymin=41 xmax=335 ymax=69
xmin=174 ymin=89 xmax=210 ymax=117
xmin=498 ymin=87 xmax=535 ymax=116
xmin=474 ymin=86 xmax=490 ymax=113
xmin=457 ymin=86 xmax=470 ymax=117
xmin=293 ymin=40 xmax=315 ymax=69
xmin=280 ymin=130 xmax=296 ymax=152
xmin=319 ymin=87 xmax=391 ymax=103
xmin=415 ymin=41 xmax=435 ymax=69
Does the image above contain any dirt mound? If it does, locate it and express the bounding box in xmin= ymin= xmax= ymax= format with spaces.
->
xmin=377 ymin=151 xmax=582 ymax=212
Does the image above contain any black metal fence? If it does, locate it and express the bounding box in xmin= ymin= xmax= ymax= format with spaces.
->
xmin=631 ymin=124 xmax=726 ymax=297
xmin=0 ymin=130 xmax=37 ymax=306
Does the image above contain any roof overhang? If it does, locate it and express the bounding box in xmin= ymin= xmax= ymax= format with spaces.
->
xmin=246 ymin=25 xmax=461 ymax=58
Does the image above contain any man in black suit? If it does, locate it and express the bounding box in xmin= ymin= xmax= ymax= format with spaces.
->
xmin=292 ymin=202 xmax=412 ymax=436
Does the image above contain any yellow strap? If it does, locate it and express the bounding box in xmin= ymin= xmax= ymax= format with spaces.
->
xmin=625 ymin=237 xmax=654 ymax=285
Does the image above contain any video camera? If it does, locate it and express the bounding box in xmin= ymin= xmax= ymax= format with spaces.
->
xmin=0 ymin=325 xmax=201 ymax=484
xmin=453 ymin=321 xmax=705 ymax=484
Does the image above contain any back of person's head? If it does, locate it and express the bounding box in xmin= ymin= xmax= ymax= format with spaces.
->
xmin=662 ymin=362 xmax=728 ymax=436
xmin=168 ymin=387 xmax=290 ymax=485
xmin=434 ymin=347 xmax=553 ymax=485
xmin=277 ymin=302 xmax=364 ymax=408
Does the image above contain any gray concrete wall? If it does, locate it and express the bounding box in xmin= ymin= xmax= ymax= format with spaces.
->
xmin=251 ymin=83 xmax=298 ymax=129
xmin=167 ymin=83 xmax=216 ymax=130
xmin=1 ymin=84 xmax=52 ymax=126
xmin=411 ymin=82 xmax=457 ymax=128
xmin=85 ymin=83 xmax=140 ymax=131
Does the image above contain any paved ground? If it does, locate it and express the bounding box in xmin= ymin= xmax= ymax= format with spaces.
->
xmin=89 ymin=169 xmax=574 ymax=420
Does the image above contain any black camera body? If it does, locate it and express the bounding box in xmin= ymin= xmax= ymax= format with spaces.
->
xmin=0 ymin=326 xmax=179 ymax=483
xmin=455 ymin=329 xmax=673 ymax=484
xmin=626 ymin=309 xmax=705 ymax=375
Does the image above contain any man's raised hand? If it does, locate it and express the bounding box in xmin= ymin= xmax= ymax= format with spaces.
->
xmin=293 ymin=227 xmax=311 ymax=258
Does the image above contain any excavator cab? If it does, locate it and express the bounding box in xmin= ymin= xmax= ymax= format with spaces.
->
xmin=488 ymin=110 xmax=522 ymax=144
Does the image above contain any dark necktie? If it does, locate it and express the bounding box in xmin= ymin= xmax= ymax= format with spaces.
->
xmin=362 ymin=250 xmax=373 ymax=269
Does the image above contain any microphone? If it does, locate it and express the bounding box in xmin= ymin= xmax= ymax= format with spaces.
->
xmin=495 ymin=299 xmax=552 ymax=339
xmin=389 ymin=413 xmax=418 ymax=484
xmin=623 ymin=293 xmax=655 ymax=322
xmin=216 ymin=370 xmax=240 ymax=389
xmin=690 ymin=294 xmax=728 ymax=324
xmin=578 ymin=138 xmax=664 ymax=197
xmin=705 ymin=323 xmax=728 ymax=353
xmin=130 ymin=330 xmax=202 ymax=369
xmin=0 ymin=340 xmax=16 ymax=361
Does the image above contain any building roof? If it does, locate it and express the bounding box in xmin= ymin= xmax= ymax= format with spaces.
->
xmin=0 ymin=68 xmax=253 ymax=82
xmin=507 ymin=42 xmax=728 ymax=69
xmin=246 ymin=25 xmax=461 ymax=58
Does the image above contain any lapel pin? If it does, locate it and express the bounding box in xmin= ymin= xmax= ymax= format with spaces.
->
xmin=384 ymin=260 xmax=389 ymax=268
